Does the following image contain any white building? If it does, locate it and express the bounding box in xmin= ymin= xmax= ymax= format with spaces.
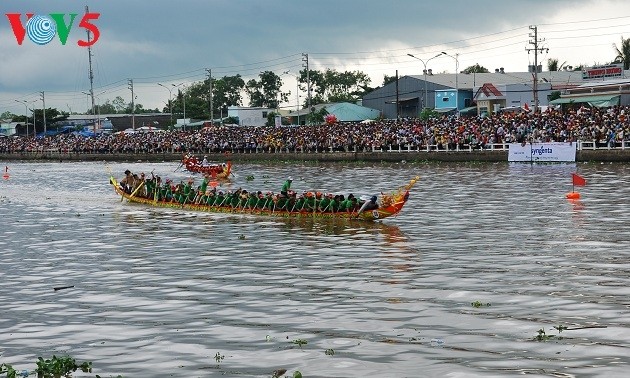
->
xmin=227 ymin=106 xmax=271 ymax=127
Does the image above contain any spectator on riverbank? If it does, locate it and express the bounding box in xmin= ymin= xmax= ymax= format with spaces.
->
xmin=2 ymin=105 xmax=630 ymax=154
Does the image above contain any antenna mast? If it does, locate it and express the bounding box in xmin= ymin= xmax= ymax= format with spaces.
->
xmin=86 ymin=5 xmax=96 ymax=128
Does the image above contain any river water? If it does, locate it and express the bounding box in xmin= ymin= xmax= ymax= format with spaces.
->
xmin=1 ymin=161 xmax=629 ymax=378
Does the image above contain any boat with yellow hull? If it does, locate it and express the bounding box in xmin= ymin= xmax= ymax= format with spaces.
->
xmin=110 ymin=176 xmax=419 ymax=221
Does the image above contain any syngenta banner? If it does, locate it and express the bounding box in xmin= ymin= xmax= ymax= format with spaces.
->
xmin=508 ymin=142 xmax=576 ymax=162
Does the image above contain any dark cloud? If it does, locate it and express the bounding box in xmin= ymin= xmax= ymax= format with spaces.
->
xmin=0 ymin=0 xmax=626 ymax=112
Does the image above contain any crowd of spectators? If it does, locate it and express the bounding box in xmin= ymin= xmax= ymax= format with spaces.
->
xmin=1 ymin=105 xmax=629 ymax=155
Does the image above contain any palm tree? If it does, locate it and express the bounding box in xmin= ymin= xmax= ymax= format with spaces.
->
xmin=547 ymin=58 xmax=567 ymax=71
xmin=612 ymin=36 xmax=630 ymax=69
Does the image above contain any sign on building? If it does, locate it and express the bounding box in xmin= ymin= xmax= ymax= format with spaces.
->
xmin=582 ymin=64 xmax=623 ymax=80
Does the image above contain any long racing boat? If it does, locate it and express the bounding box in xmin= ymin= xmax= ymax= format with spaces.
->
xmin=181 ymin=154 xmax=232 ymax=178
xmin=110 ymin=175 xmax=419 ymax=221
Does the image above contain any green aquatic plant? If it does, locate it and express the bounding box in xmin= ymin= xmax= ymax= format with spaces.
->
xmin=534 ymin=328 xmax=554 ymax=341
xmin=553 ymin=324 xmax=568 ymax=333
xmin=0 ymin=363 xmax=17 ymax=378
xmin=1 ymin=355 xmax=94 ymax=378
xmin=246 ymin=175 xmax=255 ymax=181
xmin=324 ymin=348 xmax=335 ymax=356
xmin=214 ymin=352 xmax=225 ymax=364
xmin=471 ymin=301 xmax=491 ymax=308
xmin=292 ymin=339 xmax=307 ymax=348
xmin=534 ymin=324 xmax=608 ymax=342
xmin=35 ymin=355 xmax=92 ymax=378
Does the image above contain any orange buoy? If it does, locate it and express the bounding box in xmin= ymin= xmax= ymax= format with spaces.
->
xmin=565 ymin=192 xmax=580 ymax=199
xmin=2 ymin=173 xmax=8 ymax=180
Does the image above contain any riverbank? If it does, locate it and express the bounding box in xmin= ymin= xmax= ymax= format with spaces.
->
xmin=2 ymin=149 xmax=630 ymax=163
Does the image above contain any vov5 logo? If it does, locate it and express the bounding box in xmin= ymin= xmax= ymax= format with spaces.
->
xmin=5 ymin=12 xmax=100 ymax=47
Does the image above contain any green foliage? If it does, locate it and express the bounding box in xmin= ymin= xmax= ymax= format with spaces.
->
xmin=293 ymin=372 xmax=302 ymax=378
xmin=306 ymin=107 xmax=328 ymax=125
xmin=1 ymin=111 xmax=16 ymax=120
xmin=1 ymin=356 xmax=107 ymax=378
xmin=292 ymin=339 xmax=307 ymax=348
xmin=534 ymin=325 xmax=568 ymax=342
xmin=324 ymin=348 xmax=335 ymax=356
xmin=613 ymin=36 xmax=630 ymax=69
xmin=214 ymin=352 xmax=225 ymax=364
xmin=35 ymin=355 xmax=92 ymax=378
xmin=246 ymin=71 xmax=289 ymax=108
xmin=548 ymin=91 xmax=561 ymax=102
xmin=534 ymin=328 xmax=554 ymax=341
xmin=553 ymin=324 xmax=568 ymax=333
xmin=419 ymin=108 xmax=439 ymax=121
xmin=382 ymin=74 xmax=397 ymax=86
xmin=462 ymin=64 xmax=489 ymax=74
xmin=266 ymin=111 xmax=291 ymax=127
xmin=547 ymin=58 xmax=568 ymax=72
xmin=211 ymin=75 xmax=246 ymax=115
xmin=0 ymin=363 xmax=17 ymax=378
xmin=471 ymin=301 xmax=491 ymax=308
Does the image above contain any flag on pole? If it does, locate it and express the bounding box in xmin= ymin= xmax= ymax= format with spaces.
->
xmin=572 ymin=173 xmax=586 ymax=186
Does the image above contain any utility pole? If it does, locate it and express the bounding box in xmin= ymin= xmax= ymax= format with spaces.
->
xmin=40 ymin=91 xmax=46 ymax=135
xmin=302 ymin=53 xmax=311 ymax=125
xmin=206 ymin=68 xmax=213 ymax=125
xmin=128 ymin=79 xmax=135 ymax=130
xmin=526 ymin=25 xmax=547 ymax=112
xmin=395 ymin=70 xmax=399 ymax=119
xmin=86 ymin=5 xmax=96 ymax=131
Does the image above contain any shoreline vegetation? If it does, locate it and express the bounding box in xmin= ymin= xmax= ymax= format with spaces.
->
xmin=2 ymin=149 xmax=630 ymax=163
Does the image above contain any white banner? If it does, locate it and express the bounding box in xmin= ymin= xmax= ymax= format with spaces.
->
xmin=508 ymin=142 xmax=576 ymax=162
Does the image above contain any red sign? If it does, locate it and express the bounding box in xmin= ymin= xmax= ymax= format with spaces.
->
xmin=582 ymin=65 xmax=623 ymax=80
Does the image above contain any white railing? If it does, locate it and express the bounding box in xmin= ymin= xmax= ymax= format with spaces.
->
xmin=578 ymin=140 xmax=628 ymax=150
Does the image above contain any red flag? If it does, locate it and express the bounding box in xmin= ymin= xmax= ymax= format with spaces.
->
xmin=523 ymin=102 xmax=530 ymax=111
xmin=572 ymin=173 xmax=586 ymax=186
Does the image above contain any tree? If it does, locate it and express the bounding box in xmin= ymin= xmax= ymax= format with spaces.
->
xmin=295 ymin=68 xmax=372 ymax=106
xmin=112 ymin=96 xmax=127 ymax=113
xmin=547 ymin=58 xmax=567 ymax=71
xmin=462 ymin=64 xmax=489 ymax=74
xmin=210 ymin=75 xmax=245 ymax=116
xmin=93 ymin=100 xmax=116 ymax=115
xmin=306 ymin=107 xmax=328 ymax=125
xmin=245 ymin=71 xmax=288 ymax=108
xmin=548 ymin=91 xmax=561 ymax=102
xmin=382 ymin=75 xmax=397 ymax=86
xmin=31 ymin=108 xmax=68 ymax=133
xmin=613 ymin=36 xmax=630 ymax=69
xmin=1 ymin=111 xmax=15 ymax=121
xmin=324 ymin=69 xmax=372 ymax=103
xmin=298 ymin=68 xmax=326 ymax=106
xmin=181 ymin=75 xmax=246 ymax=120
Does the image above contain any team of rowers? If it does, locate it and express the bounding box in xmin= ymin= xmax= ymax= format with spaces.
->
xmin=117 ymin=169 xmax=380 ymax=214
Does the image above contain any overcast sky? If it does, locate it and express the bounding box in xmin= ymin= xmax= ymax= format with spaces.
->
xmin=1 ymin=0 xmax=629 ymax=116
